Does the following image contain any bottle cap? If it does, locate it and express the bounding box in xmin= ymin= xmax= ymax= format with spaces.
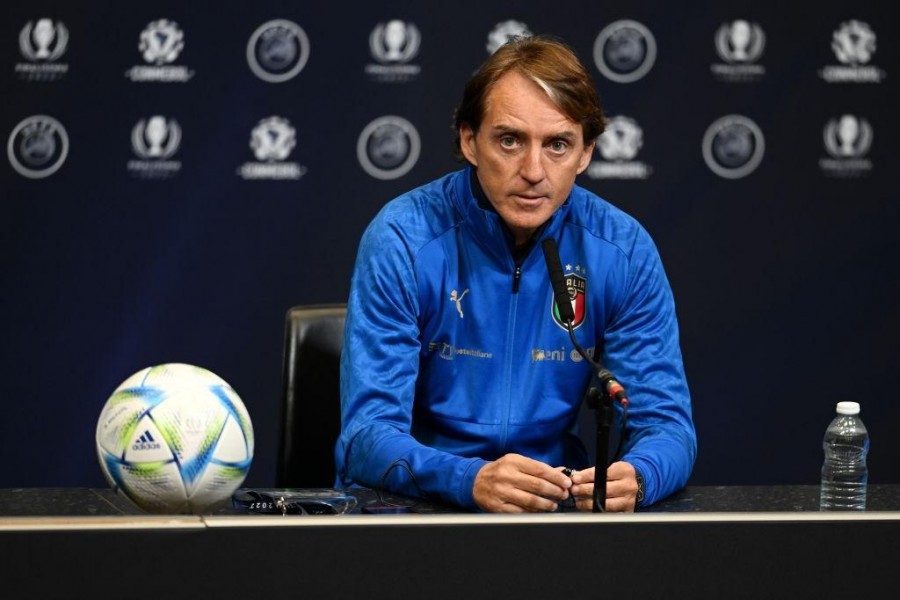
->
xmin=836 ymin=401 xmax=860 ymax=415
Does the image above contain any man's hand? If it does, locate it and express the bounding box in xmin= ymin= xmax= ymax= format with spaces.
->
xmin=473 ymin=453 xmax=572 ymax=513
xmin=569 ymin=461 xmax=639 ymax=512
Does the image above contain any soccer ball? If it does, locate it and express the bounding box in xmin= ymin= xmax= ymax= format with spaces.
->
xmin=96 ymin=363 xmax=254 ymax=514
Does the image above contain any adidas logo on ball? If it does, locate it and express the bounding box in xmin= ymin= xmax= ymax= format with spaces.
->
xmin=131 ymin=430 xmax=161 ymax=451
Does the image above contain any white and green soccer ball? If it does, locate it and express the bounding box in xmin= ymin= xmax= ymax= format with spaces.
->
xmin=96 ymin=363 xmax=254 ymax=514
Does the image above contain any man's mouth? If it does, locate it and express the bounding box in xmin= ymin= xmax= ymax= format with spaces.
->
xmin=514 ymin=193 xmax=547 ymax=201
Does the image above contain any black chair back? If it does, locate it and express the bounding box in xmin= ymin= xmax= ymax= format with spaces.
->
xmin=276 ymin=304 xmax=346 ymax=488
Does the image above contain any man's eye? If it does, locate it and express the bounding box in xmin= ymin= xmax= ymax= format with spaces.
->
xmin=500 ymin=136 xmax=518 ymax=148
xmin=549 ymin=140 xmax=568 ymax=153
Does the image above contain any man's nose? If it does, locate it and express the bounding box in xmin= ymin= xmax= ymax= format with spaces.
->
xmin=519 ymin=144 xmax=546 ymax=184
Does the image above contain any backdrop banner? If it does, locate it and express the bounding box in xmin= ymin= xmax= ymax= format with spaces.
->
xmin=2 ymin=1 xmax=897 ymax=491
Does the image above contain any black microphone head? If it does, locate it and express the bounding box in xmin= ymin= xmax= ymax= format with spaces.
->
xmin=541 ymin=238 xmax=576 ymax=324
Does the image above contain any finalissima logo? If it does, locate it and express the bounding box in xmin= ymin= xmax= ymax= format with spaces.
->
xmin=16 ymin=19 xmax=69 ymax=81
xmin=701 ymin=115 xmax=765 ymax=179
xmin=370 ymin=20 xmax=420 ymax=62
xmin=593 ymin=20 xmax=657 ymax=83
xmin=19 ymin=19 xmax=68 ymax=61
xmin=366 ymin=20 xmax=422 ymax=82
xmin=711 ymin=19 xmax=766 ymax=82
xmin=819 ymin=114 xmax=873 ymax=177
xmin=132 ymin=116 xmax=181 ymax=159
xmin=128 ymin=116 xmax=182 ymax=178
xmin=823 ymin=115 xmax=873 ymax=159
xmin=715 ymin=20 xmax=765 ymax=63
xmin=357 ymin=116 xmax=421 ymax=180
xmin=246 ymin=19 xmax=310 ymax=83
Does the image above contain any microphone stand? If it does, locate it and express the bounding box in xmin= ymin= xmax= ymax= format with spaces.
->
xmin=542 ymin=237 xmax=628 ymax=514
xmin=583 ymin=380 xmax=613 ymax=513
xmin=565 ymin=322 xmax=615 ymax=513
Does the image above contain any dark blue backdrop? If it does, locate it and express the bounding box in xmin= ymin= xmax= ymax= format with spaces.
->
xmin=2 ymin=1 xmax=897 ymax=491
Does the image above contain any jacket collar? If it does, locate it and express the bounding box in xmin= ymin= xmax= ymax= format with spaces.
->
xmin=452 ymin=164 xmax=570 ymax=265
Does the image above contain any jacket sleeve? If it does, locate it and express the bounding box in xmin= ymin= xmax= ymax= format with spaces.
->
xmin=602 ymin=227 xmax=697 ymax=506
xmin=335 ymin=212 xmax=487 ymax=510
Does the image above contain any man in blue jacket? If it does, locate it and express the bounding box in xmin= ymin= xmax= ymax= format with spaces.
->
xmin=337 ymin=35 xmax=696 ymax=512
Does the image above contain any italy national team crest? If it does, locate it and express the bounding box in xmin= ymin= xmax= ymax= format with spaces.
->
xmin=551 ymin=269 xmax=587 ymax=330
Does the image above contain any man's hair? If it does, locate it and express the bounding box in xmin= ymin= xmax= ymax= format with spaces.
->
xmin=453 ymin=35 xmax=606 ymax=159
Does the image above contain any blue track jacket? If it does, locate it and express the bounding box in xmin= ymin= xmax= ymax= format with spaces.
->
xmin=337 ymin=167 xmax=696 ymax=510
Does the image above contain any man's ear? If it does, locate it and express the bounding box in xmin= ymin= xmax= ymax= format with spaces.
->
xmin=459 ymin=124 xmax=478 ymax=167
xmin=576 ymin=140 xmax=595 ymax=175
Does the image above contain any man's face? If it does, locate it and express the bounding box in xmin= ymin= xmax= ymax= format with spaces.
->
xmin=460 ymin=70 xmax=594 ymax=247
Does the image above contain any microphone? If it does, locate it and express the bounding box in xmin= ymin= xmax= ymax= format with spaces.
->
xmin=540 ymin=238 xmax=629 ymax=407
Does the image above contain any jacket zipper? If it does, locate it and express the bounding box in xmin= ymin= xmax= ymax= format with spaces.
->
xmin=500 ymin=283 xmax=518 ymax=452
xmin=502 ymin=238 xmax=539 ymax=451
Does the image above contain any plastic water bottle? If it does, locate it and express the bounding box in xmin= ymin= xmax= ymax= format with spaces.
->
xmin=819 ymin=401 xmax=869 ymax=511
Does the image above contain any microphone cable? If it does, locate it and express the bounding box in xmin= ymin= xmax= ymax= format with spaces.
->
xmin=541 ymin=237 xmax=630 ymax=461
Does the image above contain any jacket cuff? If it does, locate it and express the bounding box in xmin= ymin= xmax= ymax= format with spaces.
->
xmin=459 ymin=458 xmax=488 ymax=510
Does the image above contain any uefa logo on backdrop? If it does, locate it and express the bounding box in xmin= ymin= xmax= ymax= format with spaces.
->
xmin=586 ymin=116 xmax=652 ymax=180
xmin=819 ymin=20 xmax=885 ymax=83
xmin=7 ymin=115 xmax=69 ymax=179
xmin=125 ymin=20 xmax=194 ymax=82
xmin=486 ymin=20 xmax=532 ymax=55
xmin=237 ymin=116 xmax=307 ymax=180
xmin=128 ymin=116 xmax=182 ymax=178
xmin=593 ymin=20 xmax=656 ymax=83
xmin=247 ymin=19 xmax=310 ymax=83
xmin=16 ymin=19 xmax=69 ymax=81
xmin=357 ymin=116 xmax=421 ymax=180
xmin=819 ymin=115 xmax=873 ymax=177
xmin=701 ymin=115 xmax=765 ymax=179
xmin=366 ymin=20 xmax=421 ymax=82
xmin=711 ymin=20 xmax=766 ymax=82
